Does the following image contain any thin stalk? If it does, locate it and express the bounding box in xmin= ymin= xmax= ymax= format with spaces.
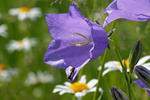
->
xmin=92 ymin=0 xmax=97 ymax=21
xmin=93 ymin=0 xmax=97 ymax=10
xmin=113 ymin=41 xmax=132 ymax=100
xmin=93 ymin=48 xmax=109 ymax=100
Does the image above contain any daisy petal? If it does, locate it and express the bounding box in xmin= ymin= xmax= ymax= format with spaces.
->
xmin=105 ymin=61 xmax=120 ymax=68
xmin=79 ymin=75 xmax=86 ymax=83
xmin=75 ymin=92 xmax=86 ymax=97
xmin=137 ymin=56 xmax=150 ymax=65
xmin=53 ymin=88 xmax=62 ymax=93
xmin=64 ymin=82 xmax=71 ymax=86
xmin=87 ymin=79 xmax=98 ymax=88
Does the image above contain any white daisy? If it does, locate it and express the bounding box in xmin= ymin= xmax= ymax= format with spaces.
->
xmin=0 ymin=24 xmax=8 ymax=38
xmin=25 ymin=71 xmax=54 ymax=86
xmin=9 ymin=7 xmax=41 ymax=21
xmin=98 ymin=55 xmax=150 ymax=76
xmin=7 ymin=38 xmax=37 ymax=53
xmin=0 ymin=64 xmax=18 ymax=82
xmin=53 ymin=75 xmax=102 ymax=100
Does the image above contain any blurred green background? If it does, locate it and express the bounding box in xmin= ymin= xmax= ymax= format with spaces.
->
xmin=0 ymin=0 xmax=150 ymax=100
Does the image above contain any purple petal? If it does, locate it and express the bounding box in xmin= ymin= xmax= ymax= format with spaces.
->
xmin=104 ymin=0 xmax=150 ymax=26
xmin=147 ymin=90 xmax=150 ymax=96
xmin=135 ymin=80 xmax=150 ymax=96
xmin=89 ymin=22 xmax=108 ymax=59
xmin=65 ymin=59 xmax=90 ymax=82
xmin=45 ymin=13 xmax=91 ymax=41
xmin=134 ymin=80 xmax=149 ymax=89
xmin=69 ymin=3 xmax=83 ymax=18
xmin=44 ymin=39 xmax=92 ymax=69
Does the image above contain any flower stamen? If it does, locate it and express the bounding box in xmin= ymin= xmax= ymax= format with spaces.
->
xmin=18 ymin=40 xmax=24 ymax=46
xmin=0 ymin=64 xmax=6 ymax=70
xmin=69 ymin=32 xmax=92 ymax=47
xmin=69 ymin=82 xmax=89 ymax=92
xmin=19 ymin=7 xmax=31 ymax=13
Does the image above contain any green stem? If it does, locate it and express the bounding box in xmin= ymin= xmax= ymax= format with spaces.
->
xmin=93 ymin=0 xmax=97 ymax=10
xmin=92 ymin=0 xmax=97 ymax=21
xmin=93 ymin=48 xmax=109 ymax=100
xmin=113 ymin=41 xmax=132 ymax=100
xmin=72 ymin=96 xmax=76 ymax=100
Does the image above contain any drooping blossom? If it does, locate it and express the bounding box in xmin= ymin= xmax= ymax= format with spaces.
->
xmin=104 ymin=0 xmax=150 ymax=26
xmin=25 ymin=71 xmax=54 ymax=86
xmin=9 ymin=7 xmax=41 ymax=21
xmin=0 ymin=24 xmax=8 ymax=38
xmin=53 ymin=75 xmax=102 ymax=100
xmin=98 ymin=55 xmax=150 ymax=76
xmin=7 ymin=38 xmax=37 ymax=53
xmin=0 ymin=64 xmax=18 ymax=82
xmin=44 ymin=3 xmax=108 ymax=81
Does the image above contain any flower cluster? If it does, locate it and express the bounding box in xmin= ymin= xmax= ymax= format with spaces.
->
xmin=25 ymin=71 xmax=54 ymax=86
xmin=44 ymin=0 xmax=150 ymax=99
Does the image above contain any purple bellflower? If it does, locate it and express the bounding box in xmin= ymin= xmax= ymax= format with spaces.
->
xmin=104 ymin=0 xmax=150 ymax=27
xmin=44 ymin=3 xmax=108 ymax=82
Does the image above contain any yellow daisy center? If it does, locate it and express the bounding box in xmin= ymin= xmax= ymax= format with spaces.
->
xmin=19 ymin=7 xmax=31 ymax=13
xmin=0 ymin=64 xmax=6 ymax=70
xmin=18 ymin=40 xmax=24 ymax=46
xmin=117 ymin=59 xmax=130 ymax=69
xmin=69 ymin=82 xmax=89 ymax=92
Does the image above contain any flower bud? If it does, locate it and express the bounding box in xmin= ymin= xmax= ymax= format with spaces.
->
xmin=128 ymin=40 xmax=142 ymax=73
xmin=134 ymin=66 xmax=150 ymax=88
xmin=110 ymin=87 xmax=128 ymax=100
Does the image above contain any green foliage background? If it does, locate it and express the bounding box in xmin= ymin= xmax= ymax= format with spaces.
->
xmin=0 ymin=0 xmax=150 ymax=100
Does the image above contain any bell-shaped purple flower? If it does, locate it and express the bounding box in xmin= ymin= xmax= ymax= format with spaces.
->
xmin=104 ymin=0 xmax=150 ymax=27
xmin=44 ymin=3 xmax=108 ymax=81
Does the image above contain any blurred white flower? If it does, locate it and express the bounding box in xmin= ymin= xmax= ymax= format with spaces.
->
xmin=53 ymin=75 xmax=102 ymax=100
xmin=7 ymin=38 xmax=37 ymax=53
xmin=9 ymin=7 xmax=41 ymax=21
xmin=0 ymin=24 xmax=8 ymax=38
xmin=25 ymin=71 xmax=54 ymax=86
xmin=0 ymin=64 xmax=18 ymax=82
xmin=98 ymin=55 xmax=150 ymax=76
